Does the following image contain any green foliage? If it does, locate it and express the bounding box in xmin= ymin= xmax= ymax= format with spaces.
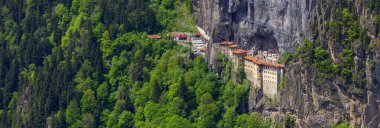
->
xmin=81 ymin=89 xmax=97 ymax=113
xmin=165 ymin=115 xmax=193 ymax=128
xmin=279 ymin=52 xmax=294 ymax=63
xmin=294 ymin=4 xmax=373 ymax=97
xmin=195 ymin=93 xmax=219 ymax=128
xmin=295 ymin=40 xmax=338 ymax=74
xmin=332 ymin=121 xmax=349 ymax=128
xmin=117 ymin=111 xmax=134 ymax=128
xmin=66 ymin=100 xmax=81 ymax=126
xmin=236 ymin=67 xmax=245 ymax=83
xmin=328 ymin=20 xmax=341 ymax=40
xmin=313 ymin=46 xmax=338 ymax=74
xmin=235 ymin=113 xmax=270 ymax=128
xmin=154 ymin=0 xmax=197 ymax=32
xmin=0 ymin=0 xmax=271 ymax=127
xmin=283 ymin=114 xmax=294 ymax=128
xmin=296 ymin=39 xmax=314 ymax=62
xmin=313 ymin=47 xmax=329 ymax=61
xmin=280 ymin=75 xmax=286 ymax=91
xmin=82 ymin=113 xmax=96 ymax=128
xmin=47 ymin=111 xmax=65 ymax=128
xmin=54 ymin=4 xmax=70 ymax=30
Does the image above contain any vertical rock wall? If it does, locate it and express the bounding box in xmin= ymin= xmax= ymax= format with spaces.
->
xmin=194 ymin=0 xmax=380 ymax=127
xmin=193 ymin=0 xmax=316 ymax=52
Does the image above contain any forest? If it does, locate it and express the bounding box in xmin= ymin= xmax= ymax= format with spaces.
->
xmin=0 ymin=0 xmax=282 ymax=127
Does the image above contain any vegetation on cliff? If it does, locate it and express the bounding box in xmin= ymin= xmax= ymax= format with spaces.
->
xmin=289 ymin=1 xmax=379 ymax=98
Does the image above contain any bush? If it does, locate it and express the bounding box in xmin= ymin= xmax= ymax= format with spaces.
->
xmin=296 ymin=39 xmax=314 ymax=62
xmin=313 ymin=46 xmax=338 ymax=74
xmin=280 ymin=76 xmax=286 ymax=91
xmin=341 ymin=68 xmax=352 ymax=84
xmin=339 ymin=49 xmax=354 ymax=68
xmin=279 ymin=52 xmax=294 ymax=63
xmin=314 ymin=46 xmax=329 ymax=61
xmin=333 ymin=121 xmax=349 ymax=128
xmin=284 ymin=114 xmax=294 ymax=128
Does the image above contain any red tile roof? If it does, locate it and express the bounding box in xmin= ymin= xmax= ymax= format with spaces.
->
xmin=220 ymin=41 xmax=234 ymax=45
xmin=244 ymin=56 xmax=261 ymax=63
xmin=244 ymin=56 xmax=285 ymax=68
xmin=228 ymin=44 xmax=240 ymax=48
xmin=179 ymin=35 xmax=188 ymax=39
xmin=170 ymin=32 xmax=181 ymax=37
xmin=199 ymin=47 xmax=207 ymax=52
xmin=232 ymin=49 xmax=247 ymax=54
xmin=147 ymin=35 xmax=162 ymax=39
xmin=194 ymin=33 xmax=201 ymax=37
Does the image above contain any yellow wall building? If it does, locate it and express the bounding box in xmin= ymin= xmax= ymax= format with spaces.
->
xmin=243 ymin=55 xmax=284 ymax=98
xmin=216 ymin=41 xmax=285 ymax=98
xmin=262 ymin=65 xmax=284 ymax=98
xmin=219 ymin=41 xmax=234 ymax=57
xmin=243 ymin=56 xmax=262 ymax=89
xmin=231 ymin=49 xmax=247 ymax=71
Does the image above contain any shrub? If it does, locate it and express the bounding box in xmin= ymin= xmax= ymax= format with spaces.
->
xmin=279 ymin=52 xmax=294 ymax=63
xmin=332 ymin=121 xmax=349 ymax=128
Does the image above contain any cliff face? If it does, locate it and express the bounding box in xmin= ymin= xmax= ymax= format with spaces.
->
xmin=194 ymin=0 xmax=380 ymax=127
xmin=194 ymin=0 xmax=315 ymax=52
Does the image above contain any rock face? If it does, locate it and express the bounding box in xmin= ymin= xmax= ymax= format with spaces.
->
xmin=193 ymin=0 xmax=315 ymax=52
xmin=194 ymin=0 xmax=380 ymax=127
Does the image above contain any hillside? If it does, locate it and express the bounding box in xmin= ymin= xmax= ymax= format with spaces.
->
xmin=1 ymin=0 xmax=379 ymax=127
xmin=0 ymin=0 xmax=278 ymax=127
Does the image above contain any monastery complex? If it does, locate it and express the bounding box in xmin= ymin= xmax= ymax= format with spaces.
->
xmin=218 ymin=41 xmax=285 ymax=98
xmin=163 ymin=27 xmax=285 ymax=98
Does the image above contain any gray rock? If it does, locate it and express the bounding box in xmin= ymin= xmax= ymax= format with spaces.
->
xmin=194 ymin=0 xmax=380 ymax=127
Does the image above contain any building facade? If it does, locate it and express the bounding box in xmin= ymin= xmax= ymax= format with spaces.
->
xmin=216 ymin=41 xmax=285 ymax=98
xmin=262 ymin=65 xmax=283 ymax=98
xmin=243 ymin=56 xmax=262 ymax=89
xmin=231 ymin=49 xmax=247 ymax=71
xmin=219 ymin=41 xmax=234 ymax=57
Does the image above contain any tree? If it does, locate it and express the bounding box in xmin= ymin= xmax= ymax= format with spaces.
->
xmin=117 ymin=111 xmax=134 ymax=128
xmin=313 ymin=47 xmax=329 ymax=61
xmin=166 ymin=115 xmax=193 ymax=128
xmin=150 ymin=74 xmax=162 ymax=102
xmin=235 ymin=113 xmax=266 ymax=128
xmin=47 ymin=111 xmax=65 ymax=128
xmin=247 ymin=113 xmax=264 ymax=128
xmin=81 ymin=89 xmax=97 ymax=113
xmin=196 ymin=93 xmax=218 ymax=128
xmin=96 ymin=82 xmax=109 ymax=102
xmin=166 ymin=97 xmax=186 ymax=116
xmin=106 ymin=100 xmax=126 ymax=127
xmin=54 ymin=4 xmax=70 ymax=30
xmin=66 ymin=100 xmax=81 ymax=126
xmin=82 ymin=113 xmax=95 ymax=128
xmin=218 ymin=107 xmax=236 ymax=128
xmin=70 ymin=0 xmax=80 ymax=15
xmin=194 ymin=56 xmax=208 ymax=71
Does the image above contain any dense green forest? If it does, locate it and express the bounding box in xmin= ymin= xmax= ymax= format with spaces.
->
xmin=0 ymin=0 xmax=280 ymax=127
xmin=2 ymin=0 xmax=377 ymax=127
